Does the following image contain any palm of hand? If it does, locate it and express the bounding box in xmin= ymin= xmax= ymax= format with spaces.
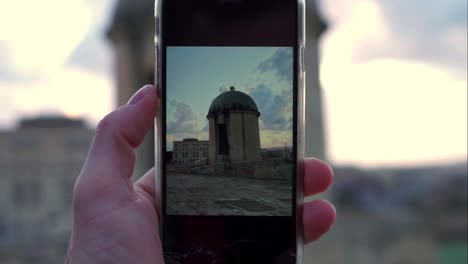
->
xmin=68 ymin=168 xmax=164 ymax=263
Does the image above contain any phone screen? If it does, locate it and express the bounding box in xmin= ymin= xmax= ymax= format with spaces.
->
xmin=159 ymin=0 xmax=300 ymax=262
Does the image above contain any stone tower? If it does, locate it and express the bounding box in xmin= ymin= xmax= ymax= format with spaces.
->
xmin=207 ymin=86 xmax=261 ymax=164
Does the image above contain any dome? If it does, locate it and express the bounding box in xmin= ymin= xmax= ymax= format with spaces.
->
xmin=207 ymin=87 xmax=260 ymax=117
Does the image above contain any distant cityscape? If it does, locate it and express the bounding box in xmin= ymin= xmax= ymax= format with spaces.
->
xmin=310 ymin=162 xmax=467 ymax=264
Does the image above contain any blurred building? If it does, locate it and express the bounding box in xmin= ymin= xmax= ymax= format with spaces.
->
xmin=107 ymin=0 xmax=155 ymax=178
xmin=304 ymin=0 xmax=327 ymax=160
xmin=0 ymin=116 xmax=94 ymax=263
xmin=107 ymin=0 xmax=328 ymax=178
xmin=314 ymin=164 xmax=467 ymax=264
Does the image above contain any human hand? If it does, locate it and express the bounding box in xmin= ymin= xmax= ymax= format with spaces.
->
xmin=65 ymin=84 xmax=336 ymax=264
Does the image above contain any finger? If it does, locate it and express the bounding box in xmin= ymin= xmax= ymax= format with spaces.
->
xmin=73 ymin=85 xmax=157 ymax=217
xmin=303 ymin=199 xmax=336 ymax=244
xmin=134 ymin=167 xmax=156 ymax=203
xmin=304 ymin=158 xmax=334 ymax=197
xmin=84 ymin=84 xmax=157 ymax=182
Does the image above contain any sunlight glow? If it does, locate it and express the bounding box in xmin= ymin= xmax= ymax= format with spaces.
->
xmin=0 ymin=0 xmax=92 ymax=76
xmin=320 ymin=0 xmax=467 ymax=166
xmin=5 ymin=67 xmax=114 ymax=127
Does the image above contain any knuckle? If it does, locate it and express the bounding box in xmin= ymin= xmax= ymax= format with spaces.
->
xmin=71 ymin=176 xmax=101 ymax=215
xmin=71 ymin=180 xmax=89 ymax=212
xmin=95 ymin=113 xmax=113 ymax=136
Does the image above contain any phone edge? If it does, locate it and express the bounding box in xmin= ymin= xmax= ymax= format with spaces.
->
xmin=296 ymin=0 xmax=306 ymax=263
xmin=154 ymin=0 xmax=164 ymax=238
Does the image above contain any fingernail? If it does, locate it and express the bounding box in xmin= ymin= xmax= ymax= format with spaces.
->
xmin=128 ymin=85 xmax=152 ymax=105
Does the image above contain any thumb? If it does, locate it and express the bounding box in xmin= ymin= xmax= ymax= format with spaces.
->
xmin=73 ymin=85 xmax=158 ymax=221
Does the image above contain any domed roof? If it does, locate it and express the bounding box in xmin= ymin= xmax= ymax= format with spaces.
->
xmin=207 ymin=86 xmax=260 ymax=117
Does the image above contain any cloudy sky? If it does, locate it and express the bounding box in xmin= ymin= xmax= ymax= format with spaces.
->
xmin=319 ymin=0 xmax=467 ymax=166
xmin=0 ymin=0 xmax=116 ymax=128
xmin=166 ymin=47 xmax=293 ymax=151
xmin=0 ymin=0 xmax=466 ymax=167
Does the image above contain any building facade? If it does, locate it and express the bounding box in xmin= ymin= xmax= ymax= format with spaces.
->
xmin=172 ymin=138 xmax=209 ymax=165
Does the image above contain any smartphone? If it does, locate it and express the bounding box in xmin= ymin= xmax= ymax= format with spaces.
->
xmin=154 ymin=0 xmax=305 ymax=263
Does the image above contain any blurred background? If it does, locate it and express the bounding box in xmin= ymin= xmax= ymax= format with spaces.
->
xmin=0 ymin=0 xmax=466 ymax=263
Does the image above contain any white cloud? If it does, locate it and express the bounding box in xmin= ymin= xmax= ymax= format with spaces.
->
xmin=0 ymin=1 xmax=93 ymax=77
xmin=320 ymin=0 xmax=468 ymax=77
xmin=322 ymin=59 xmax=467 ymax=167
xmin=1 ymin=67 xmax=114 ymax=128
xmin=66 ymin=0 xmax=117 ymax=74
xmin=319 ymin=0 xmax=467 ymax=166
xmin=0 ymin=0 xmax=117 ymax=129
xmin=319 ymin=0 xmax=394 ymax=61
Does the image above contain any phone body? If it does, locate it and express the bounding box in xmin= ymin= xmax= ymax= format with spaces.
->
xmin=154 ymin=0 xmax=305 ymax=263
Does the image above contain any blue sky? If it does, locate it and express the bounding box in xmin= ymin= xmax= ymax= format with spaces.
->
xmin=166 ymin=47 xmax=293 ymax=151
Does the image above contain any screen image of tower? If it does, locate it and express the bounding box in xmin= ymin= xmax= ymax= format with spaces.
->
xmin=166 ymin=47 xmax=293 ymax=216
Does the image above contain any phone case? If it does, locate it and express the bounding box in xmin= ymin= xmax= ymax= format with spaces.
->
xmin=154 ymin=0 xmax=306 ymax=262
